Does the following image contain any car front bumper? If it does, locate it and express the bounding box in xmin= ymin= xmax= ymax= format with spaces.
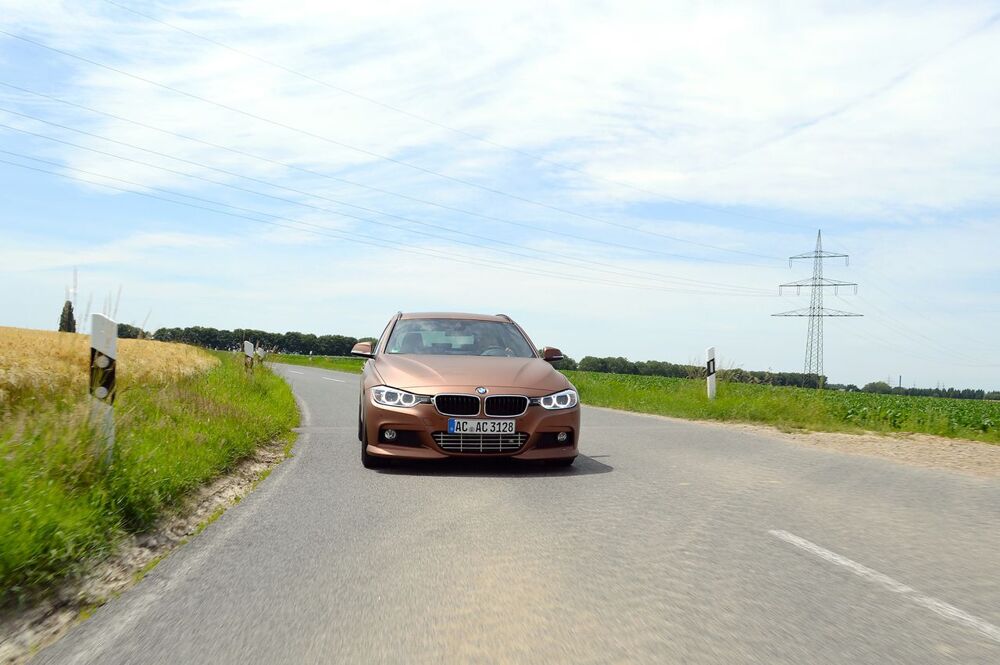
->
xmin=363 ymin=398 xmax=580 ymax=461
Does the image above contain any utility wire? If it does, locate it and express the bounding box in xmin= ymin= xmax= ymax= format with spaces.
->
xmin=0 ymin=29 xmax=784 ymax=260
xmin=836 ymin=295 xmax=995 ymax=367
xmin=100 ymin=0 xmax=812 ymax=233
xmin=0 ymin=123 xmax=767 ymax=294
xmin=831 ymin=243 xmax=1000 ymax=358
xmin=850 ymin=260 xmax=1000 ymax=352
xmin=846 ymin=325 xmax=987 ymax=370
xmin=0 ymin=150 xmax=776 ymax=297
xmin=854 ymin=294 xmax=992 ymax=366
xmin=0 ymin=112 xmax=772 ymax=294
xmin=0 ymin=81 xmax=773 ymax=269
xmin=0 ymin=151 xmax=660 ymax=291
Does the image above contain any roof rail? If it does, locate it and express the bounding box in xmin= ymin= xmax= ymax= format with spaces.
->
xmin=494 ymin=313 xmax=512 ymax=322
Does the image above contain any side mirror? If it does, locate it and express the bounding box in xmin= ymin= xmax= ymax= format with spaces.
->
xmin=541 ymin=347 xmax=564 ymax=362
xmin=351 ymin=341 xmax=374 ymax=358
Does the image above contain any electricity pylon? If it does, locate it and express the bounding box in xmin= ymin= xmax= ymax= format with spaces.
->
xmin=772 ymin=230 xmax=861 ymax=385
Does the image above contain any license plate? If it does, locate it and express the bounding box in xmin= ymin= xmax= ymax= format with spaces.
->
xmin=448 ymin=419 xmax=516 ymax=434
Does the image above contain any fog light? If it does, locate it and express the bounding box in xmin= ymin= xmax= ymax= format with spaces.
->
xmin=384 ymin=429 xmax=397 ymax=441
xmin=556 ymin=431 xmax=568 ymax=443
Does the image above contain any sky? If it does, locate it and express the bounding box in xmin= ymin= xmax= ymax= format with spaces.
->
xmin=1 ymin=0 xmax=998 ymax=390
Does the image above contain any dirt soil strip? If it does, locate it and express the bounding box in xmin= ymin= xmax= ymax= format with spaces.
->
xmin=0 ymin=440 xmax=291 ymax=665
xmin=587 ymin=406 xmax=1000 ymax=479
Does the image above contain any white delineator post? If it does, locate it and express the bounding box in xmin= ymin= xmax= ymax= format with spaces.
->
xmin=243 ymin=340 xmax=255 ymax=374
xmin=706 ymin=346 xmax=717 ymax=400
xmin=90 ymin=314 xmax=117 ymax=462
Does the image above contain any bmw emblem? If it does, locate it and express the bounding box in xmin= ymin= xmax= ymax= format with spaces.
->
xmin=476 ymin=387 xmax=488 ymax=395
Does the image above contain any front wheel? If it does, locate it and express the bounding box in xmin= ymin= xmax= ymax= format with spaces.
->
xmin=360 ymin=414 xmax=387 ymax=469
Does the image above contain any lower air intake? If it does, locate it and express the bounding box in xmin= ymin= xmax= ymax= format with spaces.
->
xmin=432 ymin=432 xmax=528 ymax=453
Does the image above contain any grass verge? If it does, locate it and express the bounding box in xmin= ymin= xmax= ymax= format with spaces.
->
xmin=565 ymin=371 xmax=999 ymax=444
xmin=0 ymin=351 xmax=298 ymax=605
xmin=268 ymin=353 xmax=365 ymax=374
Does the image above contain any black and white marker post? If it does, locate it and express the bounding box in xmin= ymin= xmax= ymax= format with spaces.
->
xmin=706 ymin=346 xmax=717 ymax=400
xmin=243 ymin=340 xmax=255 ymax=374
xmin=90 ymin=313 xmax=117 ymax=463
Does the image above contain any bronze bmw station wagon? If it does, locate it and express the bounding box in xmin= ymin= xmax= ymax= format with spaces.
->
xmin=351 ymin=312 xmax=580 ymax=468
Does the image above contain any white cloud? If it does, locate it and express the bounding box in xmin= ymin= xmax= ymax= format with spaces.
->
xmin=2 ymin=0 xmax=996 ymax=217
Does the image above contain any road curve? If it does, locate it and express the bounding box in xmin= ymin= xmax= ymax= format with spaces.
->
xmin=35 ymin=363 xmax=1000 ymax=664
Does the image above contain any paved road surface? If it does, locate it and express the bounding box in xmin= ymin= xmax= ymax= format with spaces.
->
xmin=36 ymin=363 xmax=1000 ymax=664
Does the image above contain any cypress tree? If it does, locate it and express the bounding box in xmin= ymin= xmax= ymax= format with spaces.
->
xmin=59 ymin=300 xmax=76 ymax=333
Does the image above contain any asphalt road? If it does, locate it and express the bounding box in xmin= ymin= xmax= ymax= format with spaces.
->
xmin=36 ymin=363 xmax=1000 ymax=664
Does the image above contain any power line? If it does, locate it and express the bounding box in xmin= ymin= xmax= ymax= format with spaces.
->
xmin=849 ymin=294 xmax=994 ymax=366
xmin=834 ymin=236 xmax=1000 ymax=355
xmin=0 ymin=150 xmax=776 ymax=297
xmin=0 ymin=29 xmax=784 ymax=261
xmin=0 ymin=114 xmax=772 ymax=294
xmin=0 ymin=80 xmax=774 ymax=269
xmin=100 ymin=0 xmax=812 ymax=234
xmin=846 ymin=326 xmax=985 ymax=370
xmin=851 ymin=263 xmax=1000 ymax=352
xmin=838 ymin=296 xmax=999 ymax=368
xmin=0 ymin=152 xmax=657 ymax=291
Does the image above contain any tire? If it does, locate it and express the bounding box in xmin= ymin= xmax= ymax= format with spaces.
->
xmin=360 ymin=412 xmax=387 ymax=469
xmin=550 ymin=456 xmax=576 ymax=468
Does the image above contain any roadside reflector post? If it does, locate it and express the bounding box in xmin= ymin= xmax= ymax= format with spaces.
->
xmin=244 ymin=340 xmax=255 ymax=374
xmin=90 ymin=313 xmax=117 ymax=464
xmin=706 ymin=346 xmax=717 ymax=400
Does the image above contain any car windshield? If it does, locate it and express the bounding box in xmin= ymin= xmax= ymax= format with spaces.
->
xmin=385 ymin=318 xmax=536 ymax=357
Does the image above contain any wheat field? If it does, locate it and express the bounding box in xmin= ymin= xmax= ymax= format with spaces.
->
xmin=0 ymin=326 xmax=218 ymax=407
xmin=1 ymin=327 xmax=295 ymax=600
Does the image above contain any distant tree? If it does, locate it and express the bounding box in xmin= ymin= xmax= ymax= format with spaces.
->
xmin=117 ymin=323 xmax=145 ymax=339
xmin=577 ymin=356 xmax=608 ymax=372
xmin=315 ymin=334 xmax=357 ymax=356
xmin=550 ymin=355 xmax=577 ymax=371
xmin=863 ymin=381 xmax=892 ymax=394
xmin=58 ymin=300 xmax=76 ymax=333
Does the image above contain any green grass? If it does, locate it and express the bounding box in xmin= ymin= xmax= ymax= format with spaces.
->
xmin=564 ymin=371 xmax=1000 ymax=443
xmin=270 ymin=355 xmax=1000 ymax=441
xmin=269 ymin=353 xmax=365 ymax=374
xmin=0 ymin=353 xmax=298 ymax=604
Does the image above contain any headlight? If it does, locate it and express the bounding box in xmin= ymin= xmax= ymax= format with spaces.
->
xmin=533 ymin=388 xmax=579 ymax=410
xmin=371 ymin=385 xmax=430 ymax=408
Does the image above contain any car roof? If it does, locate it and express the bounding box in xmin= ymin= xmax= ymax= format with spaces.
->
xmin=399 ymin=312 xmax=511 ymax=322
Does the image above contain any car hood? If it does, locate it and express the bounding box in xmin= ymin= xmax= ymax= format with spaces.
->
xmin=373 ymin=354 xmax=571 ymax=395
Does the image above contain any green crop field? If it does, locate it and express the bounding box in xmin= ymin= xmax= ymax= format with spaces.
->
xmin=565 ymin=371 xmax=999 ymax=443
xmin=0 ymin=328 xmax=298 ymax=603
xmin=265 ymin=355 xmax=997 ymax=443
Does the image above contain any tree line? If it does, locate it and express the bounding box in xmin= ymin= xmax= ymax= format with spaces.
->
xmin=555 ymin=356 xmax=999 ymax=400
xmin=554 ymin=355 xmax=828 ymax=389
xmin=127 ymin=325 xmax=374 ymax=357
xmin=112 ymin=321 xmax=998 ymax=400
xmin=859 ymin=381 xmax=1000 ymax=401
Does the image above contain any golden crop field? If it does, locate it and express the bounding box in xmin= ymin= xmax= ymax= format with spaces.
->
xmin=1 ymin=326 xmax=295 ymax=601
xmin=0 ymin=326 xmax=218 ymax=407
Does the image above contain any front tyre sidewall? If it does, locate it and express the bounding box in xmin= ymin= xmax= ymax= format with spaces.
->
xmin=360 ymin=407 xmax=386 ymax=469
